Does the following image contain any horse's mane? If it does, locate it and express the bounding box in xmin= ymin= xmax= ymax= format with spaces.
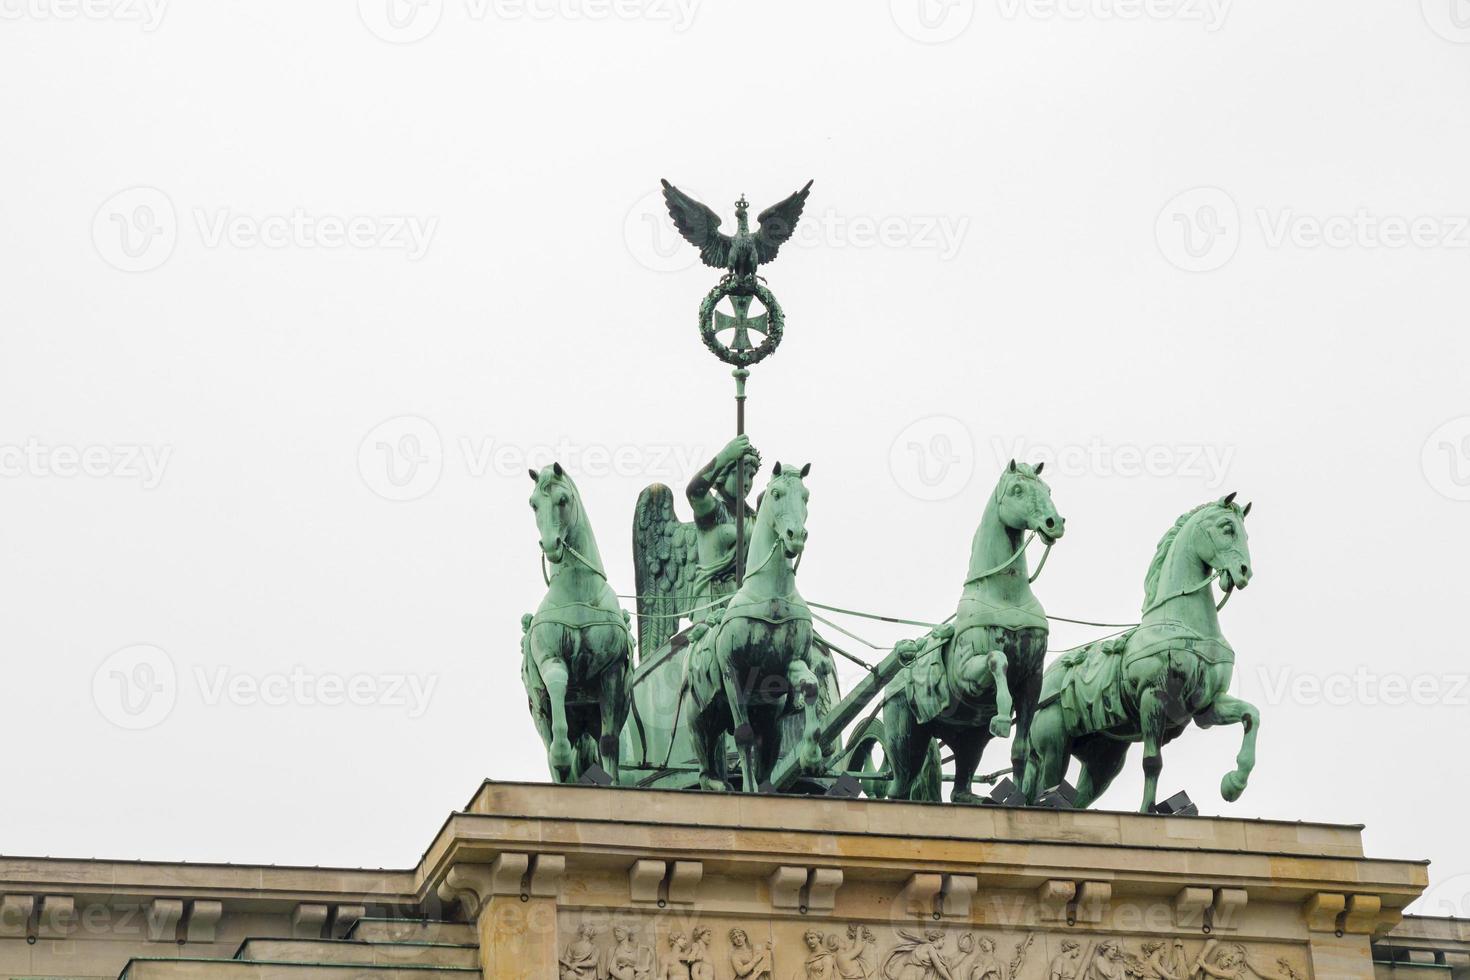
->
xmin=1141 ymin=502 xmax=1215 ymax=608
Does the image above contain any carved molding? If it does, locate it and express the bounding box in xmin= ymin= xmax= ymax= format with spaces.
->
xmin=1075 ymin=881 xmax=1111 ymax=924
xmin=0 ymin=895 xmax=34 ymax=938
xmin=441 ymin=853 xmax=531 ymax=918
xmin=667 ymin=861 xmax=702 ymax=905
xmin=1174 ymin=886 xmax=1213 ymax=928
xmin=330 ymin=904 xmax=365 ymax=939
xmin=900 ymin=874 xmax=944 ymax=918
xmin=529 ymin=854 xmax=565 ymax=899
xmin=38 ymin=896 xmax=75 ymax=939
xmin=184 ymin=900 xmax=222 ymax=943
xmin=291 ymin=903 xmax=329 ymax=939
xmin=1342 ymin=894 xmax=1383 ymax=935
xmin=807 ymin=869 xmax=844 ymax=914
xmin=629 ymin=860 xmax=666 ymax=904
xmin=146 ymin=899 xmax=184 ymax=942
xmin=769 ymin=866 xmax=807 ymax=911
xmin=1037 ymin=880 xmax=1076 ymax=923
xmin=941 ymin=874 xmax=979 ymax=919
xmin=1302 ymin=892 xmax=1346 ymax=932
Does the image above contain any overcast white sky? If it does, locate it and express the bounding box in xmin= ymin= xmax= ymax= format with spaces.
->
xmin=2 ymin=0 xmax=1468 ymax=917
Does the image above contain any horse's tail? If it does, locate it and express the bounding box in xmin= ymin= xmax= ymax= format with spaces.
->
xmin=847 ymin=715 xmax=890 ymax=799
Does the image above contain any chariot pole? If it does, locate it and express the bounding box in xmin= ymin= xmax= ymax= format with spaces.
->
xmin=734 ymin=366 xmax=749 ymax=582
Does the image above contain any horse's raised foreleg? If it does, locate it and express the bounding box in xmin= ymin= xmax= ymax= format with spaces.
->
xmin=1139 ymin=687 xmax=1169 ymax=812
xmin=1196 ymin=694 xmax=1260 ymax=802
xmin=986 ymin=650 xmax=1013 ymax=738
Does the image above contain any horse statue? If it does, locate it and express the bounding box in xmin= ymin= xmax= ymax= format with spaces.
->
xmin=521 ymin=462 xmax=634 ymax=783
xmin=857 ymin=460 xmax=1065 ymax=803
xmin=682 ymin=462 xmax=824 ymax=792
xmin=1022 ymin=492 xmax=1259 ymax=812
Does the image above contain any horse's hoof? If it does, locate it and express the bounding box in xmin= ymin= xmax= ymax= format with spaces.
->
xmin=1221 ymin=771 xmax=1248 ymax=801
xmin=549 ymin=738 xmax=574 ymax=771
xmin=952 ymin=791 xmax=981 ymax=805
xmin=990 ymin=717 xmax=1013 ymax=738
xmin=699 ymin=778 xmax=727 ymax=792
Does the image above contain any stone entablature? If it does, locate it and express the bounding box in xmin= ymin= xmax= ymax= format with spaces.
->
xmin=0 ymin=781 xmax=1441 ymax=980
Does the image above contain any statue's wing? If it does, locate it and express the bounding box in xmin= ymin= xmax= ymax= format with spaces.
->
xmin=754 ymin=179 xmax=814 ymax=263
xmin=660 ymin=179 xmax=733 ymax=269
xmin=632 ymin=483 xmax=700 ymax=658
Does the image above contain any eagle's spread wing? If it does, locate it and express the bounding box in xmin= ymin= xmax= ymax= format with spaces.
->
xmin=632 ymin=483 xmax=700 ymax=660
xmin=660 ymin=179 xmax=732 ymax=269
xmin=754 ymin=179 xmax=814 ymax=263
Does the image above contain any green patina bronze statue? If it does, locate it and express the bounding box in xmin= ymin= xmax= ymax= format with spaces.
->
xmin=682 ymin=462 xmax=825 ymax=792
xmin=1022 ymin=493 xmax=1259 ymax=812
xmin=521 ymin=463 xmax=634 ymax=784
xmin=859 ymin=461 xmax=1065 ymax=803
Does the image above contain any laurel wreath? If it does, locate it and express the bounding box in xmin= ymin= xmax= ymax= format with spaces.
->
xmin=698 ymin=277 xmax=784 ymax=368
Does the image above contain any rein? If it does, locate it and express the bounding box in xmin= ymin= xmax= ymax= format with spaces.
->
xmin=963 ymin=531 xmax=1053 ymax=586
xmin=1140 ymin=569 xmax=1234 ymax=617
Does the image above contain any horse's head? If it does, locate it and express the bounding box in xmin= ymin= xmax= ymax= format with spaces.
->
xmin=1193 ymin=491 xmax=1253 ymax=592
xmin=995 ymin=459 xmax=1066 ymax=544
xmin=527 ymin=462 xmax=583 ymax=565
xmin=759 ymin=462 xmax=810 ymax=560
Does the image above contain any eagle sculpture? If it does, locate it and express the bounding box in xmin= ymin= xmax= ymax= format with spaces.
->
xmin=660 ymin=179 xmax=814 ymax=280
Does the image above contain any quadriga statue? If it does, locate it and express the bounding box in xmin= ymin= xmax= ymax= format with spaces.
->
xmin=1023 ymin=492 xmax=1259 ymax=811
xmin=521 ymin=463 xmax=634 ymax=784
xmin=856 ymin=460 xmax=1065 ymax=803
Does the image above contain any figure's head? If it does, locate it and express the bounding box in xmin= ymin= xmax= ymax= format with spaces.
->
xmin=669 ymin=933 xmax=687 ymax=952
xmin=693 ymin=927 xmax=710 ymax=944
xmin=735 ymin=193 xmax=750 ymax=231
xmin=760 ymin=462 xmax=811 ymax=559
xmin=825 ymin=934 xmax=840 ymax=952
xmin=612 ymin=926 xmax=628 ymax=942
xmin=957 ymin=934 xmax=975 ymax=954
xmin=925 ymin=929 xmax=945 ymax=943
xmin=527 ymin=462 xmax=586 ymax=564
xmin=978 ymin=938 xmax=995 ymax=954
xmin=804 ymin=929 xmax=822 ymax=950
xmin=1061 ymin=940 xmax=1080 ymax=956
xmin=995 ymin=460 xmax=1065 ymax=543
xmin=720 ymin=446 xmax=762 ymax=503
xmin=1141 ymin=941 xmax=1163 ymax=955
xmin=577 ymin=922 xmax=596 ymax=940
xmin=1193 ymin=491 xmax=1253 ymax=592
xmin=728 ymin=928 xmax=748 ymax=948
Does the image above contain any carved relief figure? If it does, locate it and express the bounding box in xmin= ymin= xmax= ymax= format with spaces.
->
xmin=603 ymin=925 xmax=655 ymax=980
xmin=882 ymin=929 xmax=958 ymax=980
xmin=834 ymin=924 xmax=877 ymax=979
xmin=688 ymin=927 xmax=717 ymax=980
xmin=729 ymin=928 xmax=774 ymax=980
xmin=1137 ymin=940 xmax=1187 ymax=980
xmin=559 ymin=921 xmax=600 ymax=980
xmin=660 ymin=933 xmax=693 ymax=980
xmin=1047 ymin=941 xmax=1083 ymax=980
xmin=796 ymin=928 xmax=837 ymax=980
xmin=965 ymin=937 xmax=1006 ymax=980
xmin=1086 ymin=940 xmax=1131 ymax=980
